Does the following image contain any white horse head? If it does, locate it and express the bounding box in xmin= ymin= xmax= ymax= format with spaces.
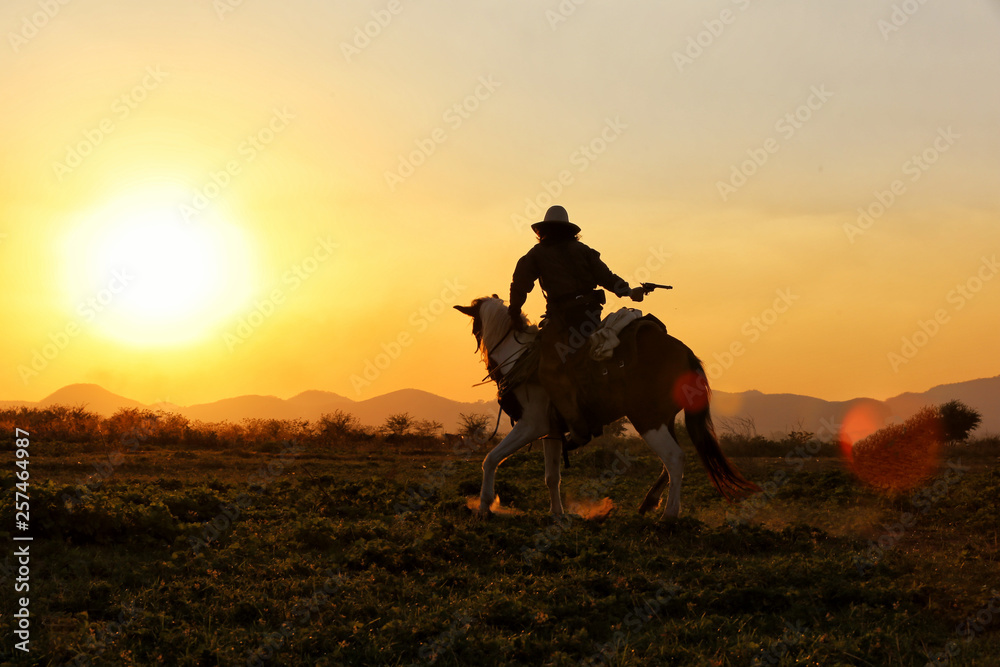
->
xmin=456 ymin=296 xmax=537 ymax=378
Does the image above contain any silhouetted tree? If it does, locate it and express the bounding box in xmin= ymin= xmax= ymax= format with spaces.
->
xmin=413 ymin=419 xmax=443 ymax=438
xmin=458 ymin=412 xmax=492 ymax=439
xmin=317 ymin=410 xmax=361 ymax=445
xmin=939 ymin=400 xmax=981 ymax=443
xmin=719 ymin=415 xmax=758 ymax=439
xmin=383 ymin=412 xmax=415 ymax=438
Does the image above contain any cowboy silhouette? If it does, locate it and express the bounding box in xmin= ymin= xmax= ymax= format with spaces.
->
xmin=508 ymin=205 xmax=646 ymax=449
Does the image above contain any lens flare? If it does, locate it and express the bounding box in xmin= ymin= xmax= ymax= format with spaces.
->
xmin=838 ymin=402 xmax=885 ymax=464
xmin=673 ymin=371 xmax=710 ymax=412
xmin=846 ymin=407 xmax=943 ymax=492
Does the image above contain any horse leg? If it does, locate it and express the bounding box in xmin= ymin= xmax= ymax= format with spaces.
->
xmin=639 ymin=423 xmax=685 ymax=520
xmin=480 ymin=396 xmax=549 ymax=515
xmin=638 ymin=467 xmax=669 ymax=515
xmin=541 ymin=439 xmax=564 ymax=515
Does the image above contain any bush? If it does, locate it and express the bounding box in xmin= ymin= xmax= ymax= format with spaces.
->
xmin=848 ymin=406 xmax=942 ymax=492
xmin=316 ymin=410 xmax=362 ymax=446
xmin=0 ymin=405 xmax=102 ymax=446
xmin=0 ymin=405 xmax=501 ymax=454
xmin=938 ymin=400 xmax=982 ymax=443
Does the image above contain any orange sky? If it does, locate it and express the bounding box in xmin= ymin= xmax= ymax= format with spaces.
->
xmin=1 ymin=1 xmax=998 ymax=407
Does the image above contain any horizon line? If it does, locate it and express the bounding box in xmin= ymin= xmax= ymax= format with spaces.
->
xmin=4 ymin=372 xmax=998 ymax=409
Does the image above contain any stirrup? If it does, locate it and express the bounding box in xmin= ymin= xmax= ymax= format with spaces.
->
xmin=561 ymin=429 xmax=591 ymax=468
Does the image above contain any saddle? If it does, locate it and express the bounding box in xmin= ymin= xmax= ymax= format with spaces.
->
xmin=497 ymin=310 xmax=668 ymax=462
xmin=570 ymin=312 xmax=667 ymax=445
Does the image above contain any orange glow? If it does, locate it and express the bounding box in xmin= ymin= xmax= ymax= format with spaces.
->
xmin=673 ymin=371 xmax=710 ymax=413
xmin=465 ymin=496 xmax=519 ymax=515
xmin=846 ymin=407 xmax=943 ymax=493
xmin=838 ymin=403 xmax=885 ymax=464
xmin=566 ymin=497 xmax=615 ymax=521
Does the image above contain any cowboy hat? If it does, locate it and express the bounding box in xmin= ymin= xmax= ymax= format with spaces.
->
xmin=530 ymin=205 xmax=581 ymax=235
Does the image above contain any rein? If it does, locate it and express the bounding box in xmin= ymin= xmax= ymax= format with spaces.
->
xmin=474 ymin=325 xmax=523 ymax=387
xmin=467 ymin=323 xmax=518 ymax=441
xmin=486 ymin=403 xmax=503 ymax=440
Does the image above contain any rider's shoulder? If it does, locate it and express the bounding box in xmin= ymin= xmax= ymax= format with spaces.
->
xmin=572 ymin=239 xmax=600 ymax=256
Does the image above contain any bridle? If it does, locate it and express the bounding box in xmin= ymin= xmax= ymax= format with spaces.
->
xmin=475 ymin=321 xmax=533 ymax=390
xmin=466 ymin=301 xmax=535 ymax=439
xmin=468 ymin=323 xmax=519 ymax=440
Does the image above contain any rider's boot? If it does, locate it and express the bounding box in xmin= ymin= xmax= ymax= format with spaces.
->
xmin=546 ymin=373 xmax=592 ymax=449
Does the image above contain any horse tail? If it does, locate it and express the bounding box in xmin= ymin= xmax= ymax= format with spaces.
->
xmin=683 ymin=352 xmax=761 ymax=501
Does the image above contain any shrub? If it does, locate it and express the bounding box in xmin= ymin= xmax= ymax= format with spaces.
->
xmin=938 ymin=400 xmax=982 ymax=443
xmin=848 ymin=406 xmax=942 ymax=492
xmin=316 ymin=410 xmax=362 ymax=446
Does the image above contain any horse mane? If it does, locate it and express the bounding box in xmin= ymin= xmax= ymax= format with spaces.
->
xmin=477 ymin=298 xmax=510 ymax=352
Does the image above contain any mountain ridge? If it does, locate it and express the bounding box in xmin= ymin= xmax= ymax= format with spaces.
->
xmin=2 ymin=375 xmax=997 ymax=436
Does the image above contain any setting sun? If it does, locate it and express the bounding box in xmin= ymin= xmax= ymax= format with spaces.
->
xmin=61 ymin=194 xmax=255 ymax=347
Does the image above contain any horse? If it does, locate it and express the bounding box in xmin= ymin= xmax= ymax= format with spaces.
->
xmin=454 ymin=296 xmax=760 ymax=520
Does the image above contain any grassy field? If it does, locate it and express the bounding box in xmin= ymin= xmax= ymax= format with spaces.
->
xmin=2 ymin=431 xmax=999 ymax=666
